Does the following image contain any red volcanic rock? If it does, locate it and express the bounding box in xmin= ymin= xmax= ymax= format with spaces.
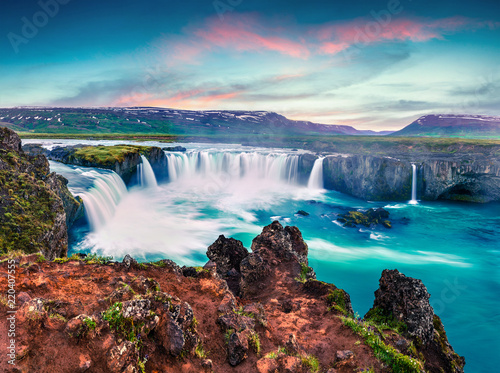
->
xmin=0 ymin=222 xmax=463 ymax=373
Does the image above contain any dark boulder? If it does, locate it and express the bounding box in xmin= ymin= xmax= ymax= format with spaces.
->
xmin=122 ymin=255 xmax=137 ymax=269
xmin=227 ymin=330 xmax=250 ymax=366
xmin=251 ymin=221 xmax=309 ymax=265
xmin=206 ymin=235 xmax=249 ymax=275
xmin=366 ymin=269 xmax=434 ymax=344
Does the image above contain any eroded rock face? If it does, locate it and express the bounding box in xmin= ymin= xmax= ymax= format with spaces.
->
xmin=0 ymin=127 xmax=81 ymax=259
xmin=421 ymin=159 xmax=500 ymax=202
xmin=367 ymin=269 xmax=434 ymax=344
xmin=323 ymin=155 xmax=413 ymax=201
xmin=251 ymin=221 xmax=309 ymax=266
xmin=239 ymin=221 xmax=315 ymax=298
xmin=366 ymin=269 xmax=465 ymax=372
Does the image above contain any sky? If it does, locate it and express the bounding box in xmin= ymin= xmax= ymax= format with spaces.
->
xmin=0 ymin=0 xmax=499 ymax=130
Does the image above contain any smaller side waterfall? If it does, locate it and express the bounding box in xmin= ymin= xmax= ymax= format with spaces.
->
xmin=79 ymin=172 xmax=128 ymax=231
xmin=307 ymin=157 xmax=324 ymax=189
xmin=138 ymin=155 xmax=158 ymax=188
xmin=410 ymin=163 xmax=418 ymax=204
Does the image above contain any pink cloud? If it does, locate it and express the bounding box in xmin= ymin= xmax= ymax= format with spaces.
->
xmin=316 ymin=16 xmax=495 ymax=54
xmin=192 ymin=14 xmax=310 ymax=58
xmin=158 ymin=14 xmax=498 ymax=63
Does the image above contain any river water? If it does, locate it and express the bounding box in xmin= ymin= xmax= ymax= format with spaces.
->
xmin=25 ymin=139 xmax=500 ymax=372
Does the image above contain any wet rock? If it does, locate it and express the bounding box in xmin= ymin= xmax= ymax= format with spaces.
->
xmin=337 ymin=208 xmax=391 ymax=228
xmin=227 ymin=330 xmax=249 ymax=366
xmin=296 ymin=210 xmax=309 ymax=216
xmin=366 ymin=269 xmax=434 ymax=344
xmin=207 ymin=235 xmax=248 ymax=276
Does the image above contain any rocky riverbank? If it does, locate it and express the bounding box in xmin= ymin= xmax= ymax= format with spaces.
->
xmin=0 ymin=221 xmax=464 ymax=373
xmin=0 ymin=129 xmax=82 ymax=259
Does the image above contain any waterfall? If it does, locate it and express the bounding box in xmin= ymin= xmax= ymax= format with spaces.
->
xmin=307 ymin=157 xmax=324 ymax=189
xmin=410 ymin=163 xmax=418 ymax=204
xmin=138 ymin=155 xmax=158 ymax=188
xmin=78 ymin=172 xmax=128 ymax=231
xmin=164 ymin=151 xmax=300 ymax=184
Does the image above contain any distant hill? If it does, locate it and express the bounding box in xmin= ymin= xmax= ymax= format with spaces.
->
xmin=0 ymin=107 xmax=391 ymax=137
xmin=391 ymin=114 xmax=500 ymax=139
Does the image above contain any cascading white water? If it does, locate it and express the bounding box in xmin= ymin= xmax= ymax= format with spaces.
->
xmin=307 ymin=157 xmax=324 ymax=189
xmin=410 ymin=163 xmax=418 ymax=204
xmin=164 ymin=151 xmax=300 ymax=184
xmin=138 ymin=155 xmax=158 ymax=188
xmin=78 ymin=172 xmax=128 ymax=231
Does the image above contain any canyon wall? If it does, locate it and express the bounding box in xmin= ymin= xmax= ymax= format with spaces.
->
xmin=299 ymin=153 xmax=500 ymax=203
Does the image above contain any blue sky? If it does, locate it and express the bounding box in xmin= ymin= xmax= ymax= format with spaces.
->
xmin=1 ymin=0 xmax=499 ymax=130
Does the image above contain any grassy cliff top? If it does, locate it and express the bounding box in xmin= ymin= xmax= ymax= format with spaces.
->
xmin=72 ymin=145 xmax=154 ymax=166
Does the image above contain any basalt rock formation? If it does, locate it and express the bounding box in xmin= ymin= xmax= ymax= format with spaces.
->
xmin=365 ymin=269 xmax=465 ymax=373
xmin=0 ymin=128 xmax=82 ymax=259
xmin=298 ymin=153 xmax=500 ymax=203
xmin=0 ymin=221 xmax=463 ymax=372
xmin=22 ymin=144 xmax=168 ymax=184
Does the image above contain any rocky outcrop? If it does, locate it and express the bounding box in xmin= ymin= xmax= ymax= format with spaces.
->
xmin=366 ymin=269 xmax=465 ymax=372
xmin=323 ymin=155 xmax=413 ymax=201
xmin=0 ymin=224 xmax=463 ymax=373
xmin=337 ymin=208 xmax=391 ymax=228
xmin=0 ymin=128 xmax=82 ymax=259
xmin=420 ymin=159 xmax=500 ymax=202
xmin=240 ymin=221 xmax=316 ymax=298
xmin=23 ymin=144 xmax=168 ymax=184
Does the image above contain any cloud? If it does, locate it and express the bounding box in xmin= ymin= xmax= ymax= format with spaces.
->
xmin=193 ymin=14 xmax=310 ymax=58
xmin=316 ymin=16 xmax=499 ymax=55
xmin=155 ymin=13 xmax=499 ymax=65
